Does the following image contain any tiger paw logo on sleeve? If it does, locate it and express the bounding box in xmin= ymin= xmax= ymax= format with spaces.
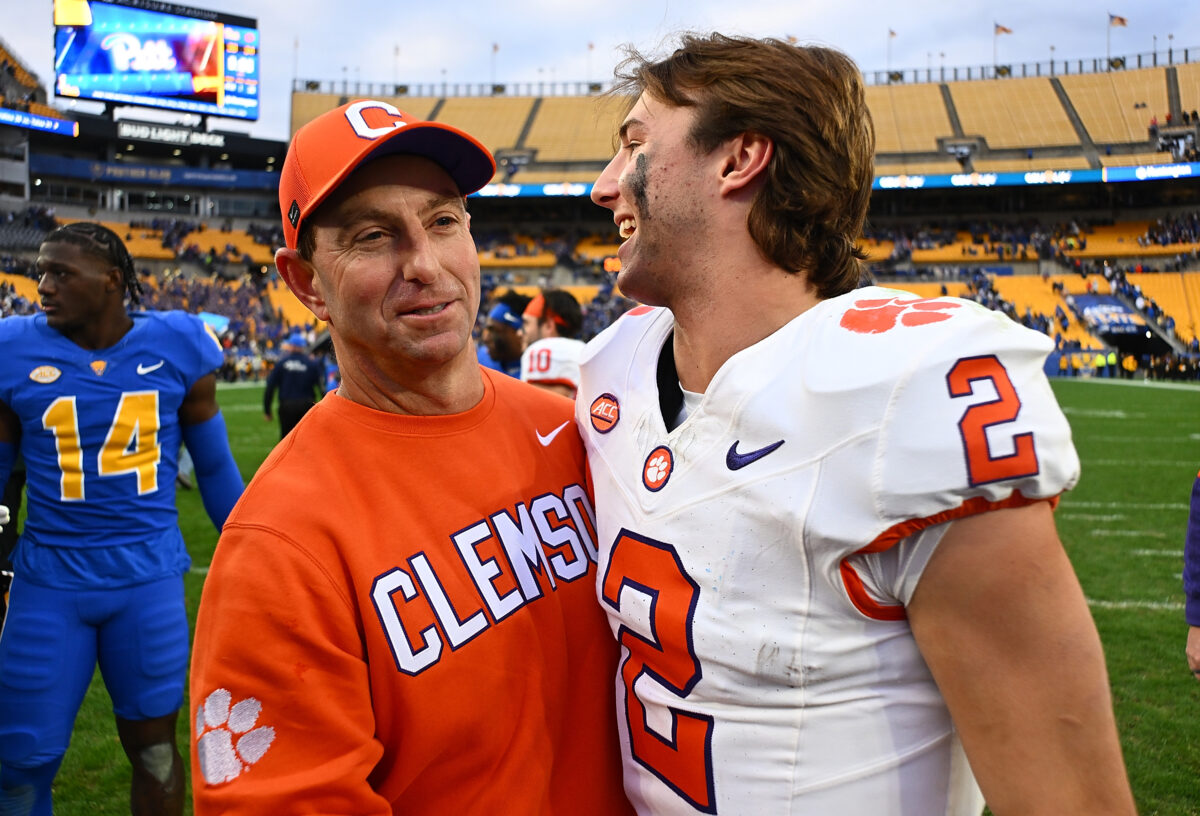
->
xmin=195 ymin=688 xmax=276 ymax=785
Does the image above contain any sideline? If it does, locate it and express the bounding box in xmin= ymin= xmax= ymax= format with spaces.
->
xmin=1051 ymin=377 xmax=1200 ymax=392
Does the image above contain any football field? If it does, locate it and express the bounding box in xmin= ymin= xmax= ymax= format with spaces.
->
xmin=38 ymin=378 xmax=1200 ymax=814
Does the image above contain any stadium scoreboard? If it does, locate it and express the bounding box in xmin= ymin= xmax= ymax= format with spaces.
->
xmin=52 ymin=0 xmax=260 ymax=120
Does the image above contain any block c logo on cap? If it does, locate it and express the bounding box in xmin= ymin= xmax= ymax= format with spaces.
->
xmin=344 ymin=100 xmax=408 ymax=139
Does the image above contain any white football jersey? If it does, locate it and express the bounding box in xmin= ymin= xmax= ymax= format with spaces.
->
xmin=576 ymin=286 xmax=1080 ymax=815
xmin=521 ymin=336 xmax=585 ymax=393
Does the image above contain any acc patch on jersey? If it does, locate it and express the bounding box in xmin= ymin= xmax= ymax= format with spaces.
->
xmin=590 ymin=393 xmax=620 ymax=433
xmin=28 ymin=365 xmax=62 ymax=384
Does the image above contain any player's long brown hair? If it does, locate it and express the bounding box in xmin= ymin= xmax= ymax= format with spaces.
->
xmin=611 ymin=33 xmax=875 ymax=298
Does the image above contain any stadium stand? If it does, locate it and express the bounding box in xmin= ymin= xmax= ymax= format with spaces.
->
xmin=1127 ymin=271 xmax=1199 ymax=344
xmin=1058 ymin=68 xmax=1170 ymax=144
xmin=4 ymin=36 xmax=1200 ymax=380
xmin=864 ymin=83 xmax=955 ymax=154
xmin=950 ymin=76 xmax=1081 ymax=149
xmin=522 ymin=95 xmax=627 ymax=162
xmin=1177 ymin=62 xmax=1200 ymax=117
xmin=436 ymin=96 xmax=536 ymax=166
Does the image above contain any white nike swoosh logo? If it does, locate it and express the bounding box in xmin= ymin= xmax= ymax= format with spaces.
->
xmin=137 ymin=360 xmax=165 ymax=375
xmin=537 ymin=420 xmax=570 ymax=447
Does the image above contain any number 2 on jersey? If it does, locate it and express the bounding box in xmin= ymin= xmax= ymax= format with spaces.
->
xmin=947 ymin=355 xmax=1039 ymax=486
xmin=42 ymin=392 xmax=161 ymax=500
xmin=601 ymin=530 xmax=716 ymax=813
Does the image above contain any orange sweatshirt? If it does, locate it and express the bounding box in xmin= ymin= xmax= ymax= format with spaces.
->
xmin=191 ymin=369 xmax=631 ymax=814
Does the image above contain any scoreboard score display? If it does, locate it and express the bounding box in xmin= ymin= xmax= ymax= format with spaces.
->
xmin=52 ymin=0 xmax=260 ymax=120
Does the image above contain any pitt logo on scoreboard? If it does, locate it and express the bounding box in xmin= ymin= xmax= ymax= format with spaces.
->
xmin=369 ymin=483 xmax=598 ymax=676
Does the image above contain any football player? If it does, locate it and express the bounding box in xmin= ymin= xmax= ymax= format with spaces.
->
xmin=579 ymin=33 xmax=1136 ymax=815
xmin=520 ymin=289 xmax=586 ymax=398
xmin=0 ymin=222 xmax=243 ymax=816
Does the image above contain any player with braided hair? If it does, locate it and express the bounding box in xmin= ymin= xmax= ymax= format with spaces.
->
xmin=42 ymin=221 xmax=146 ymax=306
xmin=0 ymin=222 xmax=244 ymax=815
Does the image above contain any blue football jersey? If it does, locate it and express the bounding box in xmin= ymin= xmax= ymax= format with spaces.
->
xmin=0 ymin=311 xmax=222 ymax=585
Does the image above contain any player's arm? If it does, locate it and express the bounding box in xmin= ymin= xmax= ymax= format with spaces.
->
xmin=179 ymin=372 xmax=244 ymax=529
xmin=1184 ymin=471 xmax=1200 ymax=678
xmin=906 ymin=501 xmax=1137 ymax=815
xmin=191 ymin=524 xmax=391 ymax=815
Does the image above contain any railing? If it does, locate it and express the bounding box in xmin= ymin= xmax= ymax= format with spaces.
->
xmin=293 ymin=45 xmax=1198 ymax=98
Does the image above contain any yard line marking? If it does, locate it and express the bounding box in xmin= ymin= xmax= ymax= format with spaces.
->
xmin=1058 ymin=513 xmax=1126 ymax=521
xmin=1087 ymin=459 xmax=1197 ymax=467
xmin=1089 ymin=529 xmax=1168 ymax=538
xmin=1130 ymin=549 xmax=1181 ymax=557
xmin=1061 ymin=407 xmax=1144 ymax=419
xmin=1087 ymin=598 xmax=1184 ymax=611
xmin=1062 ymin=501 xmax=1188 ymax=511
xmin=190 ymin=566 xmax=210 ymax=575
xmin=216 ymin=381 xmax=269 ymax=391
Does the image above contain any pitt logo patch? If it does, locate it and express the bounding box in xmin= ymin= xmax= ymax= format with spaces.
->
xmin=589 ymin=393 xmax=620 ymax=434
xmin=90 ymin=360 xmax=108 ymax=376
xmin=29 ymin=365 xmax=62 ymax=383
xmin=642 ymin=445 xmax=673 ymax=492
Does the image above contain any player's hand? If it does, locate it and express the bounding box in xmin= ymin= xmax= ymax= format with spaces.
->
xmin=1188 ymin=626 xmax=1200 ymax=681
xmin=263 ymin=413 xmax=272 ymax=422
xmin=0 ymin=504 xmax=8 ymax=534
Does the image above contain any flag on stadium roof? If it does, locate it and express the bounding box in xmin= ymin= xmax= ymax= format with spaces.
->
xmin=995 ymin=23 xmax=1013 ymax=35
xmin=1109 ymin=13 xmax=1128 ymax=27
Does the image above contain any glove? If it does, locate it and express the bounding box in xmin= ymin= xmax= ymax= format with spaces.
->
xmin=0 ymin=504 xmax=8 ymax=535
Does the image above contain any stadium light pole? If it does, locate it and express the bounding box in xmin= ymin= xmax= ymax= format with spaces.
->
xmin=1050 ymin=44 xmax=1055 ymax=76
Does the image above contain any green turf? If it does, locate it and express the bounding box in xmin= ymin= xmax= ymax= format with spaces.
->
xmin=28 ymin=377 xmax=1200 ymax=813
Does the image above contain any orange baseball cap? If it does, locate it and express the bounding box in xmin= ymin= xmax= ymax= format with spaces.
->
xmin=278 ymin=99 xmax=497 ymax=249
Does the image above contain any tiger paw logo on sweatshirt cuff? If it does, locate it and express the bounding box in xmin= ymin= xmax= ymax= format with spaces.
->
xmin=195 ymin=688 xmax=276 ymax=785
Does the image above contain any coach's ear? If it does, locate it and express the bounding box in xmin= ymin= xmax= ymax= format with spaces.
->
xmin=275 ymin=247 xmax=329 ymax=323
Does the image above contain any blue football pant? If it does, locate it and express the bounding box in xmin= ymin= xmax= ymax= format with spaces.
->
xmin=0 ymin=575 xmax=188 ymax=816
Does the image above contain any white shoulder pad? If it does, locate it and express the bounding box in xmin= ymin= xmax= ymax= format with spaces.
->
xmin=867 ymin=291 xmax=1078 ymax=522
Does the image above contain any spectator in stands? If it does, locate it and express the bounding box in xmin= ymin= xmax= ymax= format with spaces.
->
xmin=520 ymin=289 xmax=586 ymax=398
xmin=262 ymin=333 xmax=325 ymax=439
xmin=480 ymin=289 xmax=530 ymax=377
